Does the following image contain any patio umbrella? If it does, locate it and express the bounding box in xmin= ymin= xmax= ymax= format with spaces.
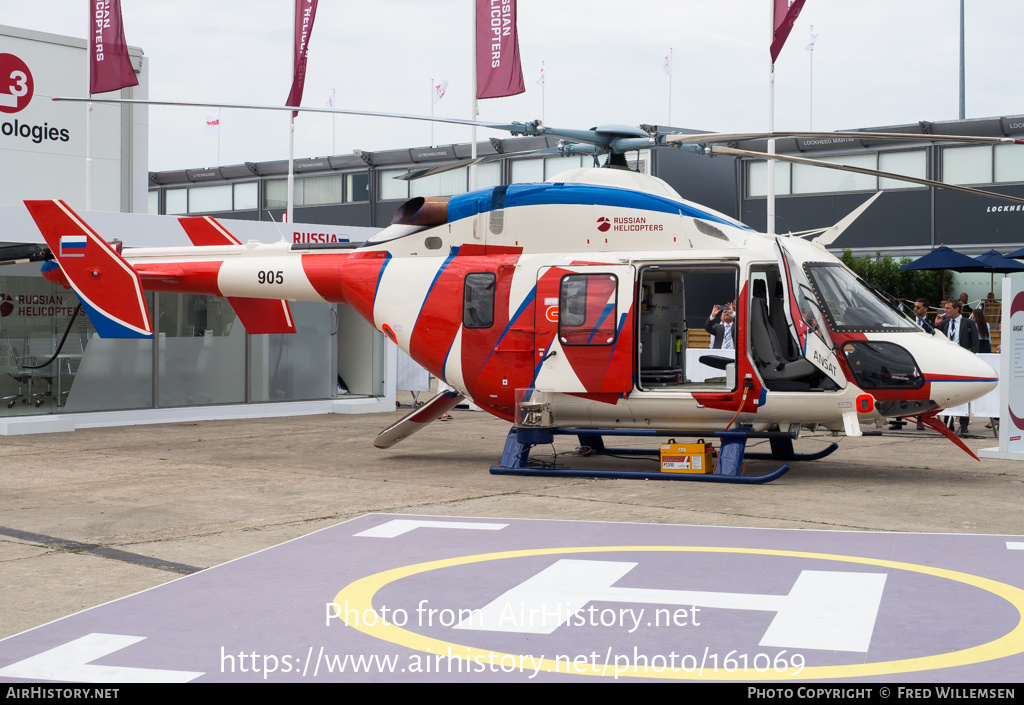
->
xmin=971 ymin=249 xmax=1024 ymax=296
xmin=1004 ymin=245 xmax=1024 ymax=259
xmin=899 ymin=245 xmax=988 ymax=302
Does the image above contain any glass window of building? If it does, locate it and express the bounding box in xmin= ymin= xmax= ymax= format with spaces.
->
xmin=0 ymin=269 xmax=156 ymax=416
xmin=878 ymin=150 xmax=927 ymax=190
xmin=544 ymin=156 xmax=584 ymax=179
xmin=345 ymin=172 xmax=370 ymax=202
xmin=249 ymin=301 xmax=334 ymax=403
xmin=157 ymin=293 xmax=244 ymax=408
xmin=301 ymin=174 xmax=342 ymax=206
xmin=410 ymin=167 xmax=469 ymax=198
xmin=264 ymin=179 xmax=288 ymax=209
xmin=379 ymin=170 xmax=410 ymax=201
xmin=477 ymin=161 xmax=502 ymax=189
xmin=942 ymin=145 xmax=992 ymax=185
xmin=746 ymin=160 xmax=792 ymax=197
xmin=148 ymin=190 xmax=159 ymax=215
xmin=994 ymin=143 xmax=1024 ymax=183
xmin=792 ymin=153 xmax=876 ymax=194
xmin=188 ymin=184 xmax=233 ymax=213
xmin=511 ymin=158 xmax=544 ymax=184
xmin=166 ymin=188 xmax=188 ymax=215
xmin=233 ymin=182 xmax=259 ymax=210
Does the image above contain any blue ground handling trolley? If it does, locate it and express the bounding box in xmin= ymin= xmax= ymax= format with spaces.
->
xmin=490 ymin=426 xmax=839 ymax=484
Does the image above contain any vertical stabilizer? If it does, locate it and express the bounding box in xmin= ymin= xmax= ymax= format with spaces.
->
xmin=24 ymin=200 xmax=153 ymax=338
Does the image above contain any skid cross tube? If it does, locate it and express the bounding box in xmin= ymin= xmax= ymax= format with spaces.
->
xmin=488 ymin=427 xmax=835 ymax=483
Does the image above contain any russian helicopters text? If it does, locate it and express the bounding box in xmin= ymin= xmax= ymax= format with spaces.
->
xmin=15 ymin=105 xmax=1019 ymax=476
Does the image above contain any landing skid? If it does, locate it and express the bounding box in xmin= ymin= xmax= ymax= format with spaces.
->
xmin=488 ymin=427 xmax=835 ymax=484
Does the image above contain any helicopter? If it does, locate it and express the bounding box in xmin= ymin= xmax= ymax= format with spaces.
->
xmin=13 ymin=106 xmax=1019 ymax=481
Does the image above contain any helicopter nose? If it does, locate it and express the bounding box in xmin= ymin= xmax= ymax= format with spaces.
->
xmin=927 ymin=349 xmax=998 ymax=409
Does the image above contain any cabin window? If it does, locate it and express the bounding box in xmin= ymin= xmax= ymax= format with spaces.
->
xmin=559 ymin=273 xmax=618 ymax=346
xmin=463 ymin=272 xmax=496 ymax=328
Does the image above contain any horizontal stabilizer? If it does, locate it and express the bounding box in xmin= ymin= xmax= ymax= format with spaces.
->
xmin=227 ymin=297 xmax=297 ymax=334
xmin=178 ymin=217 xmax=296 ymax=334
xmin=24 ymin=200 xmax=153 ymax=338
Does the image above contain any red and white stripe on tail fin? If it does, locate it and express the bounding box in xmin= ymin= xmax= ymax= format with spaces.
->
xmin=25 ymin=199 xmax=153 ymax=338
xmin=177 ymin=216 xmax=297 ymax=335
xmin=178 ymin=215 xmax=243 ymax=247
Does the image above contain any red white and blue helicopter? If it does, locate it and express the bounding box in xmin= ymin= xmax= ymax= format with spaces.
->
xmin=10 ymin=103 xmax=1020 ymax=482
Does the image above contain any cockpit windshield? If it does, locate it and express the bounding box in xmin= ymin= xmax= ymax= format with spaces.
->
xmin=805 ymin=264 xmax=916 ymax=332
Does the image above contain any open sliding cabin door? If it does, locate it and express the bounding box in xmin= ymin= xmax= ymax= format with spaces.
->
xmin=533 ymin=265 xmax=635 ymax=397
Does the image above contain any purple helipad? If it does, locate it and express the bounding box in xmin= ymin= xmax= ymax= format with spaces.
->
xmin=1 ymin=515 xmax=1023 ymax=682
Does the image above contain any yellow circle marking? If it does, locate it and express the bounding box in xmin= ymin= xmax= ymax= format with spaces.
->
xmin=332 ymin=546 xmax=1024 ymax=680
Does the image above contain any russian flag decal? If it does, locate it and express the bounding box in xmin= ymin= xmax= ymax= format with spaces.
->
xmin=59 ymin=235 xmax=87 ymax=258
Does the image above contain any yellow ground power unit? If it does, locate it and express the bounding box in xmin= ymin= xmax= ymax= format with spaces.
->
xmin=659 ymin=439 xmax=715 ymax=474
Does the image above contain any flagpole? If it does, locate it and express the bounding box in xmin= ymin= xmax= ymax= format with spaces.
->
xmin=959 ymin=0 xmax=966 ymax=120
xmin=85 ymin=102 xmax=93 ymax=210
xmin=288 ymin=114 xmax=295 ymax=225
xmin=668 ymin=47 xmax=673 ymax=126
xmin=287 ymin=11 xmax=295 ymax=227
xmin=767 ymin=4 xmax=776 ymax=238
xmin=808 ymin=25 xmax=813 ymax=131
xmin=430 ymin=77 xmax=435 ymax=148
xmin=332 ymin=88 xmax=336 ymax=154
xmin=541 ymin=60 xmax=545 ymax=123
xmin=470 ymin=1 xmax=478 ymax=191
xmin=85 ymin=33 xmax=92 ymax=211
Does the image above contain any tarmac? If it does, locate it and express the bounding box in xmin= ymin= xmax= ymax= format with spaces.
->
xmin=1 ymin=402 xmax=1022 ymax=642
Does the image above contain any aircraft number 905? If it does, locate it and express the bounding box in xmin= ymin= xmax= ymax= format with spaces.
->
xmin=258 ymin=270 xmax=284 ymax=285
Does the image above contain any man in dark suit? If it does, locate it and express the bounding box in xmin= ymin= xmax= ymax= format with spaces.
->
xmin=935 ymin=299 xmax=980 ymax=435
xmin=912 ymin=298 xmax=934 ymax=333
xmin=705 ymin=303 xmax=737 ymax=350
xmin=958 ymin=292 xmax=973 ymax=315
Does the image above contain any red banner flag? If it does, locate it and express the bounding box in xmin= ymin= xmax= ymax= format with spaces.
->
xmin=476 ymin=0 xmax=525 ymax=100
xmin=770 ymin=0 xmax=807 ymax=64
xmin=88 ymin=0 xmax=139 ymax=95
xmin=286 ymin=0 xmax=319 ymax=115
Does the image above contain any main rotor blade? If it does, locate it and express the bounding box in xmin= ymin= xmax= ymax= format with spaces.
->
xmin=398 ymin=145 xmax=567 ymax=181
xmin=0 ymin=243 xmax=52 ymax=265
xmin=667 ymin=130 xmax=1024 ymax=146
xmin=712 ymin=145 xmax=1024 ymax=205
xmin=54 ymin=97 xmax=620 ymax=152
xmin=54 ymin=96 xmax=519 ymax=131
xmin=398 ymin=156 xmax=495 ymax=181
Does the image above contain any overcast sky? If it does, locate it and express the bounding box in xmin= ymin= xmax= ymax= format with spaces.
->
xmin=6 ymin=1 xmax=1024 ymax=172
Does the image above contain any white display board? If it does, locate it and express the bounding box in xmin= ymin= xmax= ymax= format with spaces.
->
xmin=980 ymin=278 xmax=1024 ymax=461
xmin=1002 ymin=278 xmax=1024 ymax=454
